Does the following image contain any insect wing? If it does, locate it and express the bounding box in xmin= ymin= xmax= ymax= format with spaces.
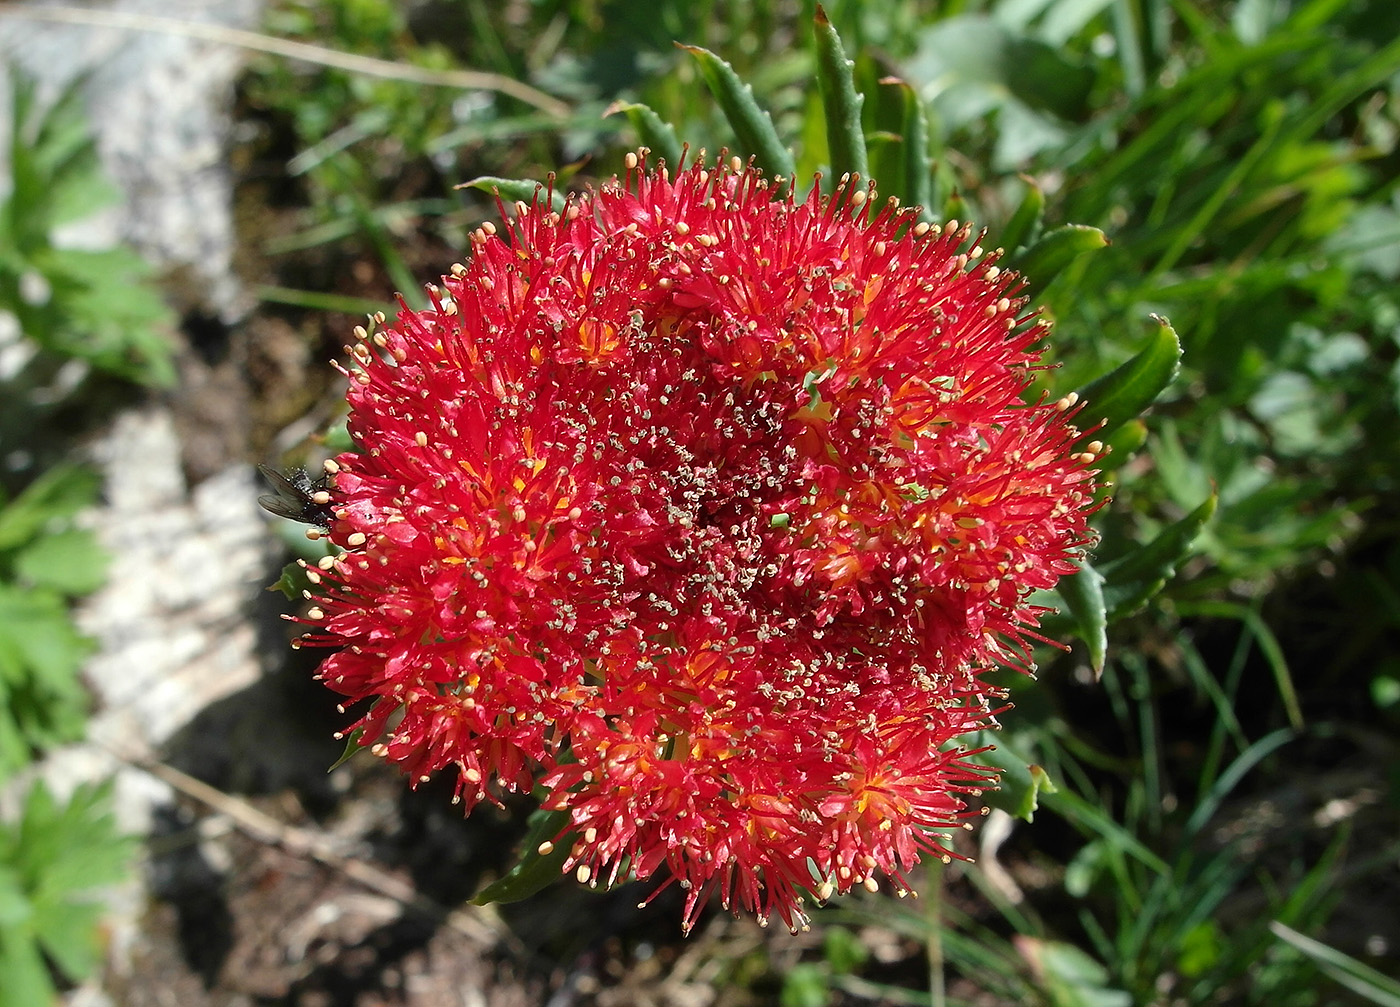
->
xmin=257 ymin=464 xmax=334 ymax=527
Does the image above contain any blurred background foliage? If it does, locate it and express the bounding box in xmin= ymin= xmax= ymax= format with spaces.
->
xmin=2 ymin=0 xmax=1399 ymax=1003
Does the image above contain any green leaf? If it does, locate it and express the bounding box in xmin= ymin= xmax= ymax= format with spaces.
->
xmin=906 ymin=16 xmax=1097 ymax=123
xmin=471 ymin=806 xmax=574 ymax=905
xmin=0 ymin=781 xmax=132 ymax=989
xmin=0 ymin=925 xmax=56 ymax=1007
xmin=1059 ymin=559 xmax=1107 ymax=677
xmin=0 ymin=466 xmax=101 ymax=552
xmin=457 ymin=176 xmax=566 ymax=214
xmin=1099 ymin=493 xmax=1218 ymax=620
xmin=781 ymin=963 xmax=831 ymax=1007
xmin=897 ymin=81 xmax=934 ymax=219
xmin=1075 ymin=315 xmax=1183 ymax=439
xmin=1009 ymin=224 xmax=1109 ymax=303
xmin=13 ymin=529 xmax=108 ymax=597
xmin=998 ymin=174 xmax=1044 ymax=254
xmin=1098 ymin=419 xmax=1148 ymax=469
xmin=813 ymin=5 xmax=868 ymax=183
xmin=605 ymin=101 xmax=684 ymax=170
xmin=677 ymin=44 xmax=797 ymax=180
xmin=969 ymin=730 xmax=1058 ymax=822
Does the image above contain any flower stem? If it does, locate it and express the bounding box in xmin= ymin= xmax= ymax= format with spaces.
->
xmin=925 ymin=857 xmax=945 ymax=1007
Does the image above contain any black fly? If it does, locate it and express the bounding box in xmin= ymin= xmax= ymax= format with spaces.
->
xmin=257 ymin=465 xmax=336 ymax=530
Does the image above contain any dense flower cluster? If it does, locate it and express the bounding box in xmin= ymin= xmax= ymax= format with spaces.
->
xmin=291 ymin=154 xmax=1100 ymax=932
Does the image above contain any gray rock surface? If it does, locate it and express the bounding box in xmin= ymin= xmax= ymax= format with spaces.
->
xmin=0 ymin=3 xmax=272 ymax=1001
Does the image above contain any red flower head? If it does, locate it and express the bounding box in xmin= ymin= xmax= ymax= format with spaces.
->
xmin=293 ymin=154 xmax=1101 ymax=932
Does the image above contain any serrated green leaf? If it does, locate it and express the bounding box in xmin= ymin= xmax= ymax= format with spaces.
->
xmin=0 ymin=466 xmax=101 ymax=552
xmin=605 ymin=101 xmax=684 ymax=170
xmin=33 ymin=899 xmax=102 ymax=981
xmin=1076 ymin=315 xmax=1182 ymax=439
xmin=472 ymin=806 xmax=574 ymax=905
xmin=457 ymin=176 xmax=566 ymax=214
xmin=0 ymin=585 xmax=92 ymax=693
xmin=813 ymin=5 xmax=867 ymax=184
xmin=678 ymin=44 xmax=797 ymax=180
xmin=1 ymin=781 xmax=132 ymax=985
xmin=0 ymin=868 xmax=32 ymax=928
xmin=999 ymin=174 xmax=1044 ymax=253
xmin=967 ymin=730 xmax=1057 ymax=821
xmin=1059 ymin=559 xmax=1108 ymax=677
xmin=13 ymin=529 xmax=108 ymax=596
xmin=1100 ymin=493 xmax=1218 ymax=619
xmin=0 ymin=924 xmax=56 ymax=1007
xmin=904 ymin=91 xmax=936 ymax=220
xmin=1010 ymin=224 xmax=1109 ymax=303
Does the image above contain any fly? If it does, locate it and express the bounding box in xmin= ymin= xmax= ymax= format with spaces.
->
xmin=257 ymin=465 xmax=335 ymax=529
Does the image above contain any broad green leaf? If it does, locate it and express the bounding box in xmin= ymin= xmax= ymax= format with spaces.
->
xmin=906 ymin=16 xmax=1096 ymax=122
xmin=1010 ymin=224 xmax=1109 ymax=303
xmin=998 ymin=174 xmax=1044 ymax=253
xmin=813 ymin=5 xmax=868 ymax=184
xmin=968 ymin=729 xmax=1057 ymax=821
xmin=457 ymin=176 xmax=566 ymax=214
xmin=472 ymin=806 xmax=574 ymax=905
xmin=604 ymin=101 xmax=683 ymax=169
xmin=13 ymin=529 xmax=108 ymax=597
xmin=1059 ymin=559 xmax=1107 ymax=677
xmin=1075 ymin=315 xmax=1182 ymax=439
xmin=1099 ymin=493 xmax=1218 ymax=620
xmin=677 ymin=44 xmax=797 ymax=181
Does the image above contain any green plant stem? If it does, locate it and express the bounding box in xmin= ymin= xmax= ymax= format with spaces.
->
xmin=925 ymin=857 xmax=945 ymax=1007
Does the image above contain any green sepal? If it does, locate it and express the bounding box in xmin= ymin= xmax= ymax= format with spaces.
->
xmin=969 ymin=729 xmax=1058 ymax=822
xmin=458 ymin=176 xmax=566 ymax=214
xmin=471 ymin=805 xmax=575 ymax=905
xmin=1076 ymin=315 xmax=1182 ymax=439
xmin=328 ymin=721 xmax=371 ymax=772
xmin=320 ymin=417 xmax=354 ymax=454
xmin=1010 ymin=224 xmax=1109 ymax=302
xmin=1099 ymin=493 xmax=1218 ymax=620
xmin=270 ymin=559 xmax=313 ymax=601
xmin=1059 ymin=558 xmax=1108 ymax=677
xmin=677 ymin=43 xmax=797 ymax=180
xmin=999 ymin=174 xmax=1044 ymax=254
xmin=813 ymin=5 xmax=868 ymax=184
xmin=604 ymin=101 xmax=684 ymax=169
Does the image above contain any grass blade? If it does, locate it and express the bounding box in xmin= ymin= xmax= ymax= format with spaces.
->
xmin=1270 ymin=922 xmax=1400 ymax=1007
